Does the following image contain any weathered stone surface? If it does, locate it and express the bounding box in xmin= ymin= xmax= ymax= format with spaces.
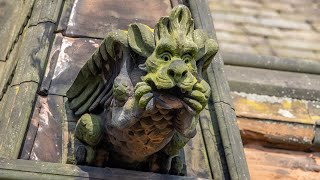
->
xmin=238 ymin=117 xmax=314 ymax=150
xmin=215 ymin=31 xmax=249 ymax=44
xmin=208 ymin=0 xmax=320 ymax=61
xmin=183 ymin=122 xmax=212 ymax=179
xmin=269 ymin=38 xmax=320 ymax=52
xmin=28 ymin=95 xmax=64 ymax=163
xmin=39 ymin=33 xmax=64 ymax=95
xmin=219 ymin=42 xmax=257 ymax=54
xmin=0 ymin=0 xmax=64 ymax=159
xmin=243 ymin=25 xmax=282 ymax=38
xmin=245 ymin=144 xmax=320 ymax=180
xmin=65 ymin=0 xmax=171 ymax=38
xmin=231 ymin=92 xmax=319 ymax=124
xmin=11 ymin=22 xmax=56 ymax=85
xmin=49 ymin=37 xmax=101 ymax=96
xmin=213 ymin=21 xmax=245 ymax=34
xmin=56 ymin=0 xmax=75 ymax=32
xmin=273 ymin=48 xmax=319 ymax=61
xmin=0 ymin=0 xmax=34 ymax=61
xmin=308 ymin=101 xmax=320 ymax=123
xmin=0 ymin=82 xmax=38 ymax=158
xmin=212 ymin=13 xmax=259 ymax=25
xmin=0 ymin=158 xmax=203 ymax=179
xmin=225 ymin=65 xmax=320 ymax=101
xmin=0 ymin=39 xmax=20 ymax=100
xmin=29 ymin=0 xmax=63 ymax=26
xmin=222 ymin=52 xmax=320 ymax=75
xmin=281 ymin=30 xmax=320 ymax=41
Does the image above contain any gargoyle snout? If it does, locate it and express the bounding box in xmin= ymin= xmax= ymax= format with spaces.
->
xmin=167 ymin=60 xmax=188 ymax=82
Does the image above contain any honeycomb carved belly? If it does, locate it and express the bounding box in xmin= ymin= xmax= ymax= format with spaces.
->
xmin=107 ymin=109 xmax=175 ymax=161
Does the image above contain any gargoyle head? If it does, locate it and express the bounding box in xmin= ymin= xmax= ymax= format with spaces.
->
xmin=128 ymin=5 xmax=218 ymax=93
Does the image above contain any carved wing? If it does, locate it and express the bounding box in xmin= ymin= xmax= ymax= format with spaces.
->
xmin=67 ymin=23 xmax=156 ymax=116
xmin=66 ymin=30 xmax=129 ymax=116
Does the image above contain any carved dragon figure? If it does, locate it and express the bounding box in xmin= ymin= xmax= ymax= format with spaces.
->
xmin=66 ymin=5 xmax=218 ymax=174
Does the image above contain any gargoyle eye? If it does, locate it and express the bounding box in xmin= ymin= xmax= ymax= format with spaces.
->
xmin=160 ymin=52 xmax=172 ymax=61
xmin=182 ymin=54 xmax=192 ymax=63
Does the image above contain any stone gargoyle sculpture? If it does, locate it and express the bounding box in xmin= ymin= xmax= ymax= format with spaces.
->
xmin=66 ymin=5 xmax=218 ymax=174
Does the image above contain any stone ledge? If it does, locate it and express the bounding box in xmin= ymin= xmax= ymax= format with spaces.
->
xmin=225 ymin=65 xmax=320 ymax=101
xmin=0 ymin=158 xmax=203 ymax=180
xmin=222 ymin=52 xmax=320 ymax=75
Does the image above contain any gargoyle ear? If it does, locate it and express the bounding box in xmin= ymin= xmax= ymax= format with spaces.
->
xmin=128 ymin=23 xmax=155 ymax=57
xmin=193 ymin=29 xmax=219 ymax=74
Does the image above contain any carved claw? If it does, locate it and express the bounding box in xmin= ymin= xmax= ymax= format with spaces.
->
xmin=75 ymin=145 xmax=96 ymax=165
xmin=169 ymin=156 xmax=185 ymax=176
xmin=134 ymin=82 xmax=153 ymax=108
xmin=184 ymin=80 xmax=211 ymax=113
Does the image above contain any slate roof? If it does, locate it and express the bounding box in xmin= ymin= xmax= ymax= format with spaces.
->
xmin=209 ymin=0 xmax=320 ymax=61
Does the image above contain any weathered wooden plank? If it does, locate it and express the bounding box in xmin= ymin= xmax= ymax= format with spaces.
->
xmin=49 ymin=37 xmax=101 ymax=96
xmin=183 ymin=122 xmax=212 ymax=179
xmin=244 ymin=145 xmax=320 ymax=180
xmin=28 ymin=95 xmax=64 ymax=162
xmin=187 ymin=0 xmax=250 ymax=179
xmin=0 ymin=82 xmax=38 ymax=158
xmin=0 ymin=0 xmax=35 ymax=60
xmin=65 ymin=0 xmax=171 ymax=38
xmin=231 ymin=92 xmax=317 ymax=125
xmin=0 ymin=159 xmax=201 ymax=180
xmin=238 ymin=118 xmax=314 ymax=151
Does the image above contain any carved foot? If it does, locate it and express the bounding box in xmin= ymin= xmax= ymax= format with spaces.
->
xmin=149 ymin=152 xmax=171 ymax=174
xmin=75 ymin=113 xmax=103 ymax=146
xmin=183 ymin=80 xmax=210 ymax=113
xmin=75 ymin=144 xmax=95 ymax=165
xmin=169 ymin=156 xmax=186 ymax=176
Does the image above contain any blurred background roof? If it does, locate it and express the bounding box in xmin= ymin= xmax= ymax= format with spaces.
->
xmin=209 ymin=0 xmax=320 ymax=61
